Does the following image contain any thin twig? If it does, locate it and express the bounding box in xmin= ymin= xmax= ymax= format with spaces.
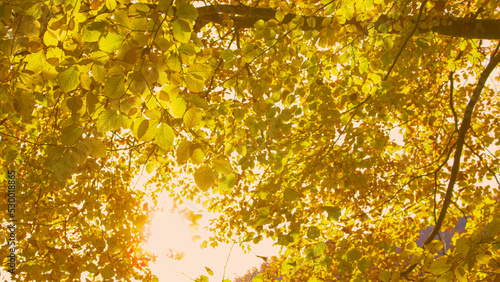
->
xmin=383 ymin=0 xmax=428 ymax=81
xmin=222 ymin=243 xmax=235 ymax=281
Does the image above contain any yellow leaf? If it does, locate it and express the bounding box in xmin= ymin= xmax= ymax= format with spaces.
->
xmin=429 ymin=257 xmax=450 ymax=275
xmin=275 ymin=10 xmax=285 ymax=22
xmin=135 ymin=119 xmax=157 ymax=142
xmin=172 ymin=19 xmax=191 ymax=43
xmin=176 ymin=140 xmax=191 ymax=164
xmin=212 ymin=159 xmax=232 ymax=175
xmin=91 ymin=64 xmax=106 ymax=83
xmin=183 ymin=107 xmax=202 ymax=129
xmin=43 ymin=30 xmax=59 ymax=46
xmin=97 ymin=109 xmax=119 ymax=132
xmin=105 ymin=0 xmax=117 ymax=10
xmin=168 ymin=96 xmax=186 ymax=118
xmin=176 ymin=3 xmax=198 ymax=21
xmin=156 ymin=123 xmax=174 ymax=150
xmin=57 ymin=66 xmax=80 ymax=92
xmin=194 ymin=165 xmax=216 ymax=191
xmin=103 ymin=76 xmax=125 ymax=99
xmin=191 ymin=148 xmax=205 ymax=164
xmin=99 ymin=32 xmax=123 ymax=53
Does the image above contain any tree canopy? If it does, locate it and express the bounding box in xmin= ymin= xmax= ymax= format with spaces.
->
xmin=1 ymin=0 xmax=500 ymax=280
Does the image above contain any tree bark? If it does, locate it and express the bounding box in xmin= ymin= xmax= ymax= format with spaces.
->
xmin=195 ymin=4 xmax=500 ymax=40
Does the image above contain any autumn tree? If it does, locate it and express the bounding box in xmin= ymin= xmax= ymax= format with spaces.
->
xmin=1 ymin=0 xmax=500 ymax=280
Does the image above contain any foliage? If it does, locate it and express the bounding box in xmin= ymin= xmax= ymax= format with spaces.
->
xmin=1 ymin=0 xmax=500 ymax=280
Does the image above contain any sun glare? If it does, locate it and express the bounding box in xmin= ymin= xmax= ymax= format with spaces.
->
xmin=144 ymin=209 xmax=191 ymax=260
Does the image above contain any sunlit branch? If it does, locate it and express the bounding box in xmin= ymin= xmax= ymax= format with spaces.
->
xmin=195 ymin=4 xmax=500 ymax=40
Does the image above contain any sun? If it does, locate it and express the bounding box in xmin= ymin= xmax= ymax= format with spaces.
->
xmin=143 ymin=206 xmax=192 ymax=260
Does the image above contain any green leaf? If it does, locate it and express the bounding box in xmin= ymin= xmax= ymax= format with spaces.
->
xmin=57 ymin=66 xmax=80 ymax=92
xmin=99 ymin=32 xmax=123 ymax=53
xmin=176 ymin=4 xmax=198 ymax=21
xmin=156 ymin=123 xmax=174 ymax=150
xmin=307 ymin=226 xmax=320 ymax=239
xmin=321 ymin=206 xmax=341 ymax=221
xmin=194 ymin=165 xmax=215 ymax=191
xmin=183 ymin=107 xmax=202 ymax=129
xmin=103 ymin=76 xmax=125 ymax=99
xmin=172 ymin=19 xmax=191 ymax=43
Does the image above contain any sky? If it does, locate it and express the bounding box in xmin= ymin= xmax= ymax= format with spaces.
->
xmin=136 ymin=172 xmax=282 ymax=282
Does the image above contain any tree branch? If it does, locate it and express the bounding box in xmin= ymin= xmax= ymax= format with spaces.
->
xmin=194 ymin=4 xmax=500 ymax=40
xmin=401 ymin=50 xmax=500 ymax=278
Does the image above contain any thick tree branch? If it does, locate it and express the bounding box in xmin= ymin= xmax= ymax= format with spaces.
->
xmin=401 ymin=50 xmax=500 ymax=277
xmin=195 ymin=4 xmax=500 ymax=40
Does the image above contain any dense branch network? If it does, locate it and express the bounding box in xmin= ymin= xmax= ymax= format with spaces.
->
xmin=402 ymin=49 xmax=500 ymax=277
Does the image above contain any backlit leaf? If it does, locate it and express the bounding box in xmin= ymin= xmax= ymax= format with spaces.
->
xmin=172 ymin=19 xmax=191 ymax=43
xmin=99 ymin=32 xmax=123 ymax=53
xmin=176 ymin=3 xmax=198 ymax=21
xmin=168 ymin=97 xmax=186 ymax=118
xmin=176 ymin=140 xmax=191 ymax=164
xmin=91 ymin=64 xmax=106 ymax=83
xmin=103 ymin=76 xmax=125 ymax=99
xmin=57 ymin=66 xmax=80 ymax=92
xmin=429 ymin=257 xmax=451 ymax=275
xmin=218 ymin=174 xmax=236 ymax=190
xmin=105 ymin=0 xmax=117 ymax=10
xmin=183 ymin=107 xmax=202 ymax=129
xmin=194 ymin=165 xmax=215 ymax=191
xmin=321 ymin=206 xmax=341 ymax=221
xmin=307 ymin=226 xmax=320 ymax=239
xmin=284 ymin=187 xmax=299 ymax=201
xmin=204 ymin=266 xmax=213 ymax=276
xmin=346 ymin=248 xmax=362 ymax=262
xmin=212 ymin=159 xmax=232 ymax=175
xmin=97 ymin=109 xmax=119 ymax=132
xmin=156 ymin=124 xmax=174 ymax=150
xmin=82 ymin=22 xmax=107 ymax=42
